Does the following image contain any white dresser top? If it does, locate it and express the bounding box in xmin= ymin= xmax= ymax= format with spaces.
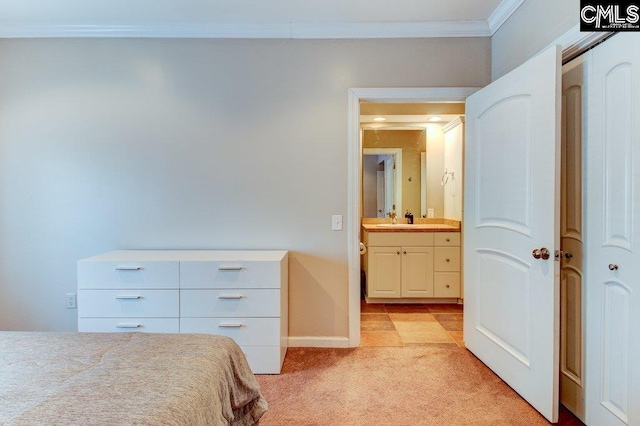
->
xmin=79 ymin=250 xmax=289 ymax=262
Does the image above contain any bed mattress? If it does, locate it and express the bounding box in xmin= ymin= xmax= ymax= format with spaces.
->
xmin=0 ymin=332 xmax=267 ymax=425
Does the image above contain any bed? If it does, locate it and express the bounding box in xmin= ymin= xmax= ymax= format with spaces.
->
xmin=0 ymin=332 xmax=267 ymax=425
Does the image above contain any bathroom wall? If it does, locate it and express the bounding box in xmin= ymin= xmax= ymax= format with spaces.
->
xmin=0 ymin=37 xmax=491 ymax=341
xmin=443 ymin=118 xmax=464 ymax=221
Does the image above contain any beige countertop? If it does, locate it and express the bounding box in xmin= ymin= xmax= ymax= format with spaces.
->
xmin=362 ymin=221 xmax=460 ymax=233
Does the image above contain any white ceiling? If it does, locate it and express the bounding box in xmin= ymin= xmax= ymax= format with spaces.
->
xmin=0 ymin=0 xmax=525 ymax=39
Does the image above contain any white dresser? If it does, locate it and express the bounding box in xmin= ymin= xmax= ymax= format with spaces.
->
xmin=77 ymin=250 xmax=288 ymax=374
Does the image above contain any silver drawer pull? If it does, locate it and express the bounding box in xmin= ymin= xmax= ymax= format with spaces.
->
xmin=218 ymin=323 xmax=243 ymax=328
xmin=115 ymin=266 xmax=143 ymax=270
xmin=218 ymin=295 xmax=244 ymax=300
xmin=115 ymin=295 xmax=142 ymax=300
xmin=218 ymin=266 xmax=243 ymax=271
xmin=116 ymin=323 xmax=141 ymax=329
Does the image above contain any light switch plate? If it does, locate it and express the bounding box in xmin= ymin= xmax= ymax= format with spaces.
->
xmin=332 ymin=215 xmax=343 ymax=231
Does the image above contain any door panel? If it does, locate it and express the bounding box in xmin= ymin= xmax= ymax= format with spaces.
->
xmin=464 ymin=45 xmax=561 ymax=423
xmin=586 ymin=33 xmax=640 ymax=426
xmin=559 ymin=55 xmax=585 ymax=421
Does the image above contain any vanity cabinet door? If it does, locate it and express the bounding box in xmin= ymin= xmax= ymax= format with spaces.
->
xmin=367 ymin=247 xmax=402 ymax=298
xmin=401 ymin=247 xmax=434 ymax=298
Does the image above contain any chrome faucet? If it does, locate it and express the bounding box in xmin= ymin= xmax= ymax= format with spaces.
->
xmin=389 ymin=206 xmax=397 ymax=224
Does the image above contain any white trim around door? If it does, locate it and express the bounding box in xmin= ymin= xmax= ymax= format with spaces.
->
xmin=347 ymin=87 xmax=480 ymax=347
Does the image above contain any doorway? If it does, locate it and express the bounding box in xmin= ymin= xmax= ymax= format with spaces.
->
xmin=347 ymin=88 xmax=477 ymax=347
xmin=358 ymin=102 xmax=466 ymax=346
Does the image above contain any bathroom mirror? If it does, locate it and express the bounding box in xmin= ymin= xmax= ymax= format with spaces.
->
xmin=360 ymin=101 xmax=466 ymax=220
xmin=362 ymin=129 xmax=427 ymax=219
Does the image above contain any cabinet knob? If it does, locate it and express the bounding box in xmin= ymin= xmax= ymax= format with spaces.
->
xmin=403 ymin=251 xmax=407 ymax=255
xmin=446 ymin=258 xmax=450 ymax=262
xmin=446 ymin=284 xmax=450 ymax=288
xmin=446 ymin=238 xmax=450 ymax=242
xmin=609 ymin=263 xmax=619 ymax=271
xmin=397 ymin=251 xmax=401 ymax=255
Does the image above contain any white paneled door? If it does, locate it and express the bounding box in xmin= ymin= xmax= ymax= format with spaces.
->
xmin=464 ymin=45 xmax=561 ymax=423
xmin=559 ymin=55 xmax=585 ymax=422
xmin=585 ymin=33 xmax=640 ymax=426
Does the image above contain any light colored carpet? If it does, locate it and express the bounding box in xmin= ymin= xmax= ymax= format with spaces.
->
xmin=257 ymin=346 xmax=553 ymax=426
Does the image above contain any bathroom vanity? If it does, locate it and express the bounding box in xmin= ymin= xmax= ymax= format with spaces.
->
xmin=362 ymin=221 xmax=461 ymax=303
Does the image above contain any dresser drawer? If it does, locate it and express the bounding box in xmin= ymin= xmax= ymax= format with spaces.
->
xmin=434 ymin=273 xmax=461 ymax=298
xmin=180 ymin=317 xmax=280 ymax=346
xmin=78 ymin=318 xmax=180 ymax=333
xmin=78 ymin=261 xmax=179 ymax=289
xmin=434 ymin=232 xmax=461 ymax=247
xmin=433 ymin=247 xmax=461 ymax=271
xmin=180 ymin=289 xmax=280 ymax=317
xmin=78 ymin=289 xmax=179 ymax=318
xmin=180 ymin=261 xmax=282 ymax=289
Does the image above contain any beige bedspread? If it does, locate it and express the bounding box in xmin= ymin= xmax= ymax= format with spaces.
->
xmin=0 ymin=332 xmax=267 ymax=425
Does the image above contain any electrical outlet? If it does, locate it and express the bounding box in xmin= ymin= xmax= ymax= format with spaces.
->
xmin=66 ymin=293 xmax=77 ymax=309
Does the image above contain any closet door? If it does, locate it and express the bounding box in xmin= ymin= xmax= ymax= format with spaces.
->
xmin=559 ymin=55 xmax=585 ymax=422
xmin=586 ymin=32 xmax=640 ymax=426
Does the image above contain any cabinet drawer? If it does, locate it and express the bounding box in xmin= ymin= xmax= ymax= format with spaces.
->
xmin=240 ymin=345 xmax=284 ymax=374
xmin=180 ymin=261 xmax=282 ymax=289
xmin=434 ymin=232 xmax=461 ymax=246
xmin=366 ymin=232 xmax=434 ymax=247
xmin=433 ymin=247 xmax=460 ymax=271
xmin=78 ymin=289 xmax=179 ymax=318
xmin=180 ymin=289 xmax=280 ymax=317
xmin=180 ymin=317 xmax=280 ymax=346
xmin=78 ymin=318 xmax=179 ymax=333
xmin=434 ymin=273 xmax=461 ymax=298
xmin=78 ymin=261 xmax=179 ymax=289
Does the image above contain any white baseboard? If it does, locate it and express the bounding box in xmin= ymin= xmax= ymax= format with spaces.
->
xmin=288 ymin=336 xmax=351 ymax=348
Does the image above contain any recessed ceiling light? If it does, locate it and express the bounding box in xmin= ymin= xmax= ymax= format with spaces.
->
xmin=373 ymin=117 xmax=386 ymax=121
xmin=428 ymin=116 xmax=442 ymax=122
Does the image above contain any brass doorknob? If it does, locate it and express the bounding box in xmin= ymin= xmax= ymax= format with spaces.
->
xmin=532 ymin=248 xmax=550 ymax=260
xmin=609 ymin=264 xmax=619 ymax=271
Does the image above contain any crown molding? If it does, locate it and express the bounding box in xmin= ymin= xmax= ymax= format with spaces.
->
xmin=291 ymin=21 xmax=490 ymax=38
xmin=0 ymin=21 xmax=491 ymax=39
xmin=487 ymin=0 xmax=526 ymax=35
xmin=442 ymin=116 xmax=465 ymax=133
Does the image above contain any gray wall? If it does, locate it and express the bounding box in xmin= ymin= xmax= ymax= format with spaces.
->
xmin=0 ymin=37 xmax=490 ymax=338
xmin=492 ymin=0 xmax=579 ymax=80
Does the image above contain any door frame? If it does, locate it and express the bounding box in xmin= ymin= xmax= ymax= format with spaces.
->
xmin=348 ymin=87 xmax=479 ymax=346
xmin=346 ymin=25 xmax=611 ymax=348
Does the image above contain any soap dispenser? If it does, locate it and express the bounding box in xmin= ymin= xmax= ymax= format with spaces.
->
xmin=405 ymin=209 xmax=414 ymax=224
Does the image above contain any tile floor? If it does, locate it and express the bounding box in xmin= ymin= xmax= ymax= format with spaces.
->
xmin=360 ymin=301 xmax=464 ymax=348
